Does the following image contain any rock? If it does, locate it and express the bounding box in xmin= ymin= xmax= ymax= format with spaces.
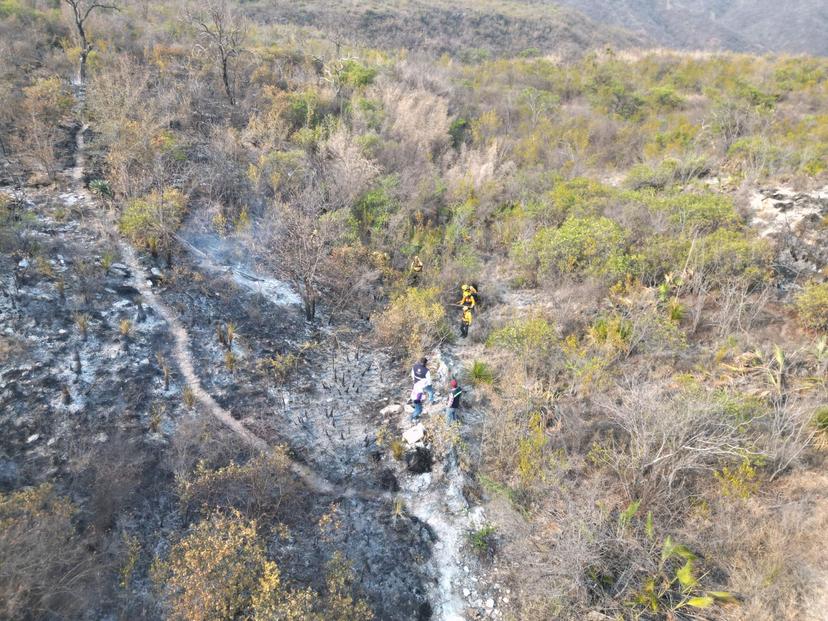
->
xmin=463 ymin=588 xmax=471 ymax=598
xmin=150 ymin=267 xmax=163 ymax=278
xmin=109 ymin=262 xmax=130 ymax=277
xmin=380 ymin=403 xmax=402 ymax=416
xmin=409 ymin=471 xmax=432 ymax=492
xmin=502 ymin=597 xmax=509 ymax=604
xmin=403 ymin=423 xmax=425 ymax=446
xmin=405 ymin=446 xmax=432 ymax=474
xmin=378 ymin=468 xmax=399 ymax=492
xmin=26 ymin=434 xmax=39 ymax=444
xmin=0 ymin=459 xmax=19 ymax=488
xmin=18 ymin=258 xmax=29 ymax=269
xmin=94 ymin=432 xmax=108 ymax=443
xmin=486 ymin=598 xmax=495 ymax=609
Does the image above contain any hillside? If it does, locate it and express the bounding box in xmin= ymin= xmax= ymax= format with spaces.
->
xmin=244 ymin=0 xmax=647 ymax=59
xmin=553 ymin=0 xmax=828 ymax=55
xmin=1 ymin=1 xmax=828 ymax=621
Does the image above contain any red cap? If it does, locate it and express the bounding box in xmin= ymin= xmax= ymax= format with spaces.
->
xmin=450 ymin=379 xmax=457 ymax=387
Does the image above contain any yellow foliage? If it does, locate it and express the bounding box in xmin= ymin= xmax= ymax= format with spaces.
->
xmin=374 ymin=287 xmax=448 ymax=358
xmin=153 ymin=509 xmax=264 ymax=621
xmin=517 ymin=411 xmax=548 ymax=485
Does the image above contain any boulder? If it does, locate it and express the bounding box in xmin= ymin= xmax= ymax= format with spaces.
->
xmin=403 ymin=423 xmax=425 ymax=446
xmin=405 ymin=446 xmax=432 ymax=474
xmin=109 ymin=263 xmax=130 ymax=277
xmin=380 ymin=403 xmax=403 ymax=416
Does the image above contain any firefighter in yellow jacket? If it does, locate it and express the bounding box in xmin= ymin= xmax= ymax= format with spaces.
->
xmin=458 ymin=284 xmax=477 ymax=309
xmin=460 ymin=305 xmax=473 ymax=338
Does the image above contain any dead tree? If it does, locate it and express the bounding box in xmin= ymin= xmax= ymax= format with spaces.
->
xmin=258 ymin=188 xmax=347 ymax=322
xmin=188 ymin=0 xmax=246 ymax=106
xmin=63 ymin=0 xmax=119 ymax=85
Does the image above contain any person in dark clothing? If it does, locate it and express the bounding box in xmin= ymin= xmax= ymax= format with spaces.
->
xmin=445 ymin=378 xmax=462 ymax=423
xmin=411 ymin=357 xmax=435 ymax=403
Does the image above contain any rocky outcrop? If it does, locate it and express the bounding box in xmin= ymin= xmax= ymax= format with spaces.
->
xmin=748 ymin=186 xmax=828 ymax=284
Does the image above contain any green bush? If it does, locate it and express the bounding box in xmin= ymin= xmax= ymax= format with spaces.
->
xmin=649 ymin=86 xmax=685 ymax=111
xmin=795 ymin=281 xmax=828 ymax=333
xmin=336 ymin=60 xmax=377 ymax=88
xmin=642 ymin=190 xmax=738 ymax=232
xmin=467 ymin=524 xmax=497 ymax=557
xmin=624 ymin=158 xmax=709 ymax=191
xmin=351 ymin=176 xmax=399 ymax=242
xmin=468 ymin=360 xmax=495 ymax=385
xmin=813 ymin=406 xmax=828 ymax=434
xmin=0 ymin=0 xmax=37 ymax=19
xmin=449 ymin=117 xmax=470 ymax=148
xmin=374 ymin=287 xmax=449 ymax=358
xmin=529 ymin=178 xmax=617 ymax=225
xmin=119 ymin=187 xmax=186 ymax=254
xmin=692 ymin=229 xmax=772 ymax=286
xmin=285 ymin=89 xmax=325 ymax=129
xmin=631 ymin=235 xmax=693 ymax=284
xmin=518 ymin=216 xmax=629 ymax=282
xmin=487 ymin=316 xmax=556 ymax=355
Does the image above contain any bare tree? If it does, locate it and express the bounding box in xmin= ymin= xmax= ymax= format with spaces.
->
xmin=597 ymin=385 xmax=760 ymax=504
xmin=188 ymin=0 xmax=246 ymax=106
xmin=62 ymin=0 xmax=119 ymax=85
xmin=257 ymin=189 xmax=348 ymax=321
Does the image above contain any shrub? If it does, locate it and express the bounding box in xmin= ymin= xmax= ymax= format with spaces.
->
xmin=335 ymin=60 xmax=377 ymax=89
xmin=374 ymin=287 xmax=449 ymax=358
xmin=625 ymin=159 xmax=710 ymax=191
xmin=153 ymin=509 xmax=266 ymax=621
xmin=528 ymin=178 xmax=616 ymax=225
xmin=153 ymin=509 xmax=341 ymax=621
xmin=714 ymin=457 xmax=760 ymax=499
xmin=517 ymin=411 xmax=548 ymax=485
xmin=119 ymin=187 xmax=186 ymax=254
xmin=587 ymin=315 xmax=633 ymax=355
xmin=487 ymin=316 xmax=556 ymax=356
xmin=176 ymin=452 xmax=292 ymax=516
xmin=284 ymin=89 xmax=325 ymax=130
xmin=449 ymin=117 xmax=470 ymax=148
xmin=518 ymin=216 xmax=629 ymax=282
xmin=0 ymin=484 xmax=98 ymax=619
xmin=813 ymin=406 xmax=828 ymax=434
xmin=648 ymin=86 xmax=684 ymax=111
xmin=633 ymin=190 xmax=738 ymax=233
xmin=468 ymin=524 xmax=497 ymax=558
xmin=795 ymin=281 xmax=828 ymax=333
xmin=351 ymin=175 xmax=399 ymax=242
xmin=468 ymin=360 xmax=495 ymax=385
xmin=691 ymin=229 xmax=772 ymax=287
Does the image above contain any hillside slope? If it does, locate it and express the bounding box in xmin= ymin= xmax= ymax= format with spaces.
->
xmin=244 ymin=0 xmax=647 ymax=58
xmin=552 ymin=0 xmax=828 ymax=55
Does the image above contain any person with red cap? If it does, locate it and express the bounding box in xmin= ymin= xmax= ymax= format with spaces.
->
xmin=445 ymin=378 xmax=462 ymax=423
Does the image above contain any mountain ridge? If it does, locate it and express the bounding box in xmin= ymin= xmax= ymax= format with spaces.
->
xmin=551 ymin=0 xmax=828 ymax=55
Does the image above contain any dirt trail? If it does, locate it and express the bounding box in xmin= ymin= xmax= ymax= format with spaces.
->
xmin=130 ymin=243 xmax=400 ymax=500
xmin=67 ymin=117 xmax=482 ymax=617
xmin=67 ymin=120 xmax=371 ymax=499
